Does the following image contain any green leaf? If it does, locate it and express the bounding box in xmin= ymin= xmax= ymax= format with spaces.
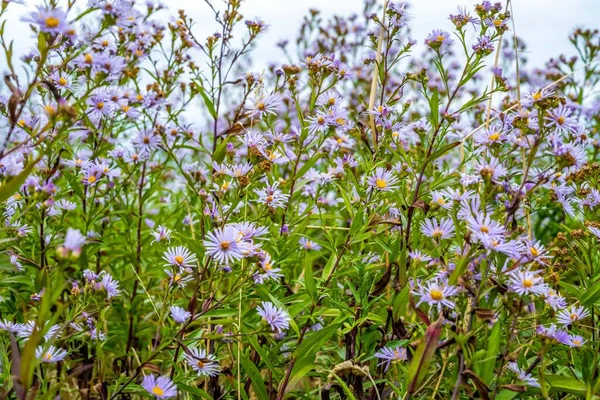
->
xmin=175 ymin=383 xmax=211 ymax=398
xmin=294 ymin=153 xmax=322 ymax=180
xmin=329 ymin=372 xmax=358 ymax=400
xmin=580 ymin=278 xmax=600 ymax=307
xmin=288 ymin=356 xmax=316 ymax=387
xmin=477 ymin=321 xmax=501 ymax=385
xmin=429 ymin=88 xmax=439 ymax=128
xmin=197 ymin=86 xmax=216 ymax=119
xmin=545 ymin=375 xmax=586 ymax=396
xmin=247 ymin=336 xmax=275 ymax=372
xmin=304 ymin=254 xmax=317 ymax=303
xmin=293 ymin=323 xmax=338 ymax=359
xmin=406 ymin=316 xmax=443 ymax=395
xmin=495 ymin=390 xmax=518 ymax=400
xmin=239 ymin=354 xmax=268 ymax=399
xmin=0 ymin=157 xmax=40 ymax=203
xmin=213 ymin=135 xmax=231 ymax=164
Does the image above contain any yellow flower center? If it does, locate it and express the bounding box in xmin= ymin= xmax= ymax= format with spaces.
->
xmin=375 ymin=178 xmax=387 ymax=189
xmin=530 ymin=247 xmax=539 ymax=257
xmin=532 ymin=92 xmax=542 ymax=101
xmin=44 ymin=352 xmax=52 ymax=361
xmin=220 ymin=241 xmax=230 ymax=250
xmin=437 ymin=198 xmax=446 ymax=205
xmin=488 ymin=132 xmax=500 ymax=141
xmin=45 ymin=17 xmax=60 ymax=28
xmin=87 ymin=175 xmax=96 ymax=183
xmin=151 ymin=386 xmax=165 ymax=396
xmin=84 ymin=53 xmax=93 ymax=64
xmin=58 ymin=77 xmax=67 ymax=86
xmin=96 ymin=101 xmax=105 ymax=110
xmin=570 ymin=313 xmax=578 ymax=321
xmin=432 ymin=229 xmax=443 ymax=239
xmin=573 ymin=339 xmax=581 ymax=345
xmin=436 ymin=35 xmax=445 ymax=42
xmin=174 ymin=255 xmax=184 ymax=265
xmin=257 ymin=102 xmax=265 ymax=111
xmin=522 ymin=279 xmax=533 ymax=288
xmin=430 ymin=289 xmax=443 ymax=301
xmin=197 ymin=360 xmax=205 ymax=368
xmin=480 ymin=226 xmax=489 ymax=233
xmin=493 ymin=19 xmax=502 ymax=27
xmin=557 ymin=116 xmax=565 ymax=124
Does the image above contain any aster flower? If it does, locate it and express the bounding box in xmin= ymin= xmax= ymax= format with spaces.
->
xmin=169 ymin=306 xmax=191 ymax=323
xmin=231 ymin=221 xmax=269 ymax=241
xmin=556 ymin=305 xmax=590 ymax=326
xmin=537 ymin=324 xmax=569 ymax=344
xmin=367 ymin=168 xmax=399 ymax=191
xmin=204 ymin=226 xmax=247 ymax=265
xmin=151 ymin=225 xmax=172 ymax=244
xmin=588 ymin=226 xmax=600 ymax=239
xmin=184 ymin=348 xmax=221 ymax=377
xmin=10 ymin=255 xmax=23 ymax=271
xmin=57 ymin=199 xmax=77 ymax=211
xmin=466 ymin=213 xmax=505 ymax=241
xmin=87 ymin=90 xmax=115 ymax=120
xmin=0 ymin=320 xmax=22 ymax=333
xmin=306 ymin=112 xmax=329 ymax=135
xmin=374 ymin=346 xmax=407 ymax=371
xmin=254 ymin=253 xmax=283 ymax=283
xmin=474 ymin=124 xmax=507 ymax=147
xmin=507 ymin=362 xmax=540 ymax=388
xmin=475 ymin=157 xmax=507 ymax=182
xmin=142 ymin=375 xmax=177 ymax=399
xmin=408 ymin=250 xmax=432 ymax=263
xmin=544 ymin=289 xmax=567 ymax=311
xmin=245 ymin=93 xmax=280 ymax=118
xmin=523 ymin=240 xmax=550 ymax=264
xmin=472 ymin=35 xmax=494 ymax=55
xmin=36 ymin=345 xmax=67 ymax=363
xmin=60 ymin=228 xmax=86 ymax=258
xmin=99 ymin=272 xmax=121 ymax=299
xmin=22 ymin=6 xmax=71 ymax=35
xmin=424 ymin=29 xmax=453 ymax=51
xmin=132 ymin=129 xmax=162 ymax=153
xmin=522 ymin=88 xmax=554 ymax=107
xmin=163 ymin=246 xmax=197 ymax=268
xmin=449 ymin=6 xmax=479 ymax=29
xmin=568 ymin=334 xmax=586 ymax=348
xmin=413 ymin=279 xmax=459 ymax=310
xmin=299 ymin=237 xmax=321 ymax=251
xmin=507 ymin=269 xmax=548 ymax=296
xmin=546 ymin=105 xmax=578 ymax=135
xmin=165 ymin=268 xmax=193 ymax=289
xmin=420 ymin=217 xmax=455 ymax=240
xmin=17 ymin=321 xmax=61 ymax=341
xmin=254 ymin=182 xmax=289 ymax=209
xmin=257 ymin=302 xmax=290 ymax=333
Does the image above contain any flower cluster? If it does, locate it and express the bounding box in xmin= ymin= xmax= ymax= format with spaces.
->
xmin=0 ymin=0 xmax=599 ymax=398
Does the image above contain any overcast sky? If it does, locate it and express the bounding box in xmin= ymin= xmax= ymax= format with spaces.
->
xmin=3 ymin=1 xmax=599 ymax=71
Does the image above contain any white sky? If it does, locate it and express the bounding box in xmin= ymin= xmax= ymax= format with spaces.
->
xmin=2 ymin=0 xmax=599 ymax=72
xmin=166 ymin=0 xmax=600 ymax=68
